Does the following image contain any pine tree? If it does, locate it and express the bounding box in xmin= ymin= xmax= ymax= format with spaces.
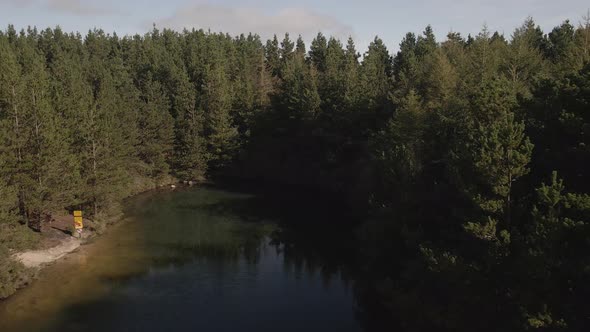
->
xmin=503 ymin=18 xmax=547 ymax=99
xmin=442 ymin=32 xmax=467 ymax=67
xmin=203 ymin=42 xmax=237 ymax=170
xmin=393 ymin=32 xmax=419 ymax=100
xmin=309 ymin=32 xmax=328 ymax=72
xmin=265 ymin=35 xmax=281 ymax=77
xmin=232 ymin=34 xmax=271 ymax=136
xmin=545 ymin=20 xmax=577 ymax=76
xmin=343 ymin=37 xmax=361 ymax=112
xmin=457 ymin=79 xmax=533 ymax=235
xmin=422 ymin=48 xmax=458 ymax=111
xmin=0 ymin=36 xmax=28 ymax=225
xmin=319 ymin=37 xmax=346 ymax=116
xmin=43 ymin=28 xmax=90 ymax=206
xmin=371 ymin=90 xmax=425 ymax=205
xmin=466 ymin=26 xmax=506 ymax=84
xmin=137 ymin=77 xmax=174 ymax=183
xmin=280 ymin=33 xmax=295 ymax=72
xmin=521 ymin=171 xmax=590 ymax=330
xmin=276 ymin=50 xmax=321 ymax=121
xmin=295 ymin=35 xmax=306 ymax=57
xmin=171 ymin=58 xmax=208 ymax=181
xmin=77 ymin=31 xmax=137 ymax=217
xmin=358 ymin=37 xmax=393 ymax=129
xmin=16 ymin=37 xmax=74 ymax=226
xmin=574 ymin=13 xmax=590 ymax=67
xmin=0 ymin=175 xmax=18 ymax=226
xmin=471 ymin=109 xmax=533 ymax=221
xmin=415 ymin=25 xmax=437 ymax=58
xmin=526 ymin=62 xmax=590 ymax=192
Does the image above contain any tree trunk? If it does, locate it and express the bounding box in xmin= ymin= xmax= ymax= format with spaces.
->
xmin=11 ymin=84 xmax=28 ymax=227
xmin=506 ymin=170 xmax=512 ymax=230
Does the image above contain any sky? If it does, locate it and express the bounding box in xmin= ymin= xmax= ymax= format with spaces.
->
xmin=0 ymin=0 xmax=588 ymax=52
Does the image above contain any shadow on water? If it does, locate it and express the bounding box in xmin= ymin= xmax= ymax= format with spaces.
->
xmin=0 ymin=185 xmax=378 ymax=332
xmin=193 ymin=187 xmax=389 ymax=331
xmin=197 ymin=191 xmax=363 ymax=288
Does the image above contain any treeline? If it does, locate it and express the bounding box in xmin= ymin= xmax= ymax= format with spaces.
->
xmin=0 ymin=15 xmax=589 ymax=328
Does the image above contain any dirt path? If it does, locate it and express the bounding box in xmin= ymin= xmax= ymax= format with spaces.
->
xmin=14 ymin=236 xmax=81 ymax=268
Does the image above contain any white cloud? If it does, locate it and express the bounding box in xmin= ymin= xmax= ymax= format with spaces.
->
xmin=154 ymin=4 xmax=354 ymax=41
xmin=46 ymin=0 xmax=119 ymax=16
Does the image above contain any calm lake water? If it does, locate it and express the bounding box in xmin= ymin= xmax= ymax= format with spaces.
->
xmin=0 ymin=187 xmax=363 ymax=332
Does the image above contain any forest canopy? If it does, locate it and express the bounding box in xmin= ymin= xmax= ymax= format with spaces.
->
xmin=0 ymin=15 xmax=589 ymax=330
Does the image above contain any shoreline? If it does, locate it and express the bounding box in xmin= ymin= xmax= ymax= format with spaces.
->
xmin=3 ymin=182 xmax=188 ymax=301
xmin=14 ymin=237 xmax=81 ymax=269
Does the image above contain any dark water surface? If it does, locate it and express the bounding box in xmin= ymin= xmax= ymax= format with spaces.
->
xmin=0 ymin=187 xmax=363 ymax=332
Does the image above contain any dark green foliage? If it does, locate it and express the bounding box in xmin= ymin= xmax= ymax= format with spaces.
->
xmin=202 ymin=40 xmax=238 ymax=170
xmin=0 ymin=14 xmax=588 ymax=329
xmin=0 ymin=176 xmax=37 ymax=299
xmin=137 ymin=78 xmax=174 ymax=182
xmin=359 ymin=37 xmax=393 ymax=112
xmin=309 ymin=32 xmax=328 ymax=72
xmin=527 ymin=62 xmax=590 ymax=193
xmin=265 ymin=35 xmax=281 ymax=77
xmin=371 ymin=90 xmax=425 ymax=206
xmin=0 ymin=246 xmax=31 ymax=299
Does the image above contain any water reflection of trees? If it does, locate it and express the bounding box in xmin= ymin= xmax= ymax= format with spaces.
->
xmin=269 ymin=226 xmax=400 ymax=332
xmin=196 ymin=190 xmax=390 ymax=331
xmin=128 ymin=188 xmax=398 ymax=331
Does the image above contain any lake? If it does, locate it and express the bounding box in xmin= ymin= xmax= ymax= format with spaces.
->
xmin=0 ymin=187 xmax=365 ymax=332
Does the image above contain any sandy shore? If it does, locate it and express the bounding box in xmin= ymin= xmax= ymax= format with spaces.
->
xmin=14 ymin=237 xmax=81 ymax=268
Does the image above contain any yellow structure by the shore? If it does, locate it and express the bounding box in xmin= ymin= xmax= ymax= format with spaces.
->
xmin=73 ymin=211 xmax=83 ymax=230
